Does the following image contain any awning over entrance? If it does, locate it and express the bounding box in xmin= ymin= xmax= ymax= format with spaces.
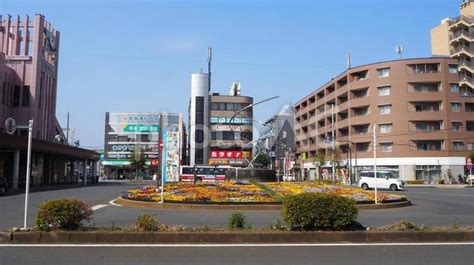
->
xmin=0 ymin=133 xmax=99 ymax=161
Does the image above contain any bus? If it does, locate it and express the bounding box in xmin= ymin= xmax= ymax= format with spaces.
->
xmin=180 ymin=165 xmax=229 ymax=182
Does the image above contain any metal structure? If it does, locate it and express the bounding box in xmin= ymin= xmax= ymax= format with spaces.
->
xmin=229 ymin=96 xmax=279 ymax=168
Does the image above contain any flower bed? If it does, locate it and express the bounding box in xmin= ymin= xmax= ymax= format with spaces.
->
xmin=121 ymin=182 xmax=406 ymax=204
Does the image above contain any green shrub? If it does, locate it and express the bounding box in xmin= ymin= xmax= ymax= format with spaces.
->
xmin=135 ymin=214 xmax=160 ymax=231
xmin=35 ymin=199 xmax=92 ymax=231
xmin=281 ymin=193 xmax=357 ymax=231
xmin=227 ymin=212 xmax=247 ymax=229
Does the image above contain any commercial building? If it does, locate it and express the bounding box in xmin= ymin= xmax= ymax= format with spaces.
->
xmin=294 ymin=57 xmax=472 ymax=183
xmin=103 ymin=112 xmax=185 ymax=181
xmin=431 ymin=0 xmax=474 ymax=99
xmin=209 ymin=83 xmax=253 ymax=166
xmin=258 ymin=109 xmax=295 ymax=174
xmin=188 ymin=74 xmax=254 ymax=166
xmin=0 ymin=15 xmax=98 ymax=190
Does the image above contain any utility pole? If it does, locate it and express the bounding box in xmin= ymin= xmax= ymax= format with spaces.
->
xmin=66 ymin=112 xmax=71 ymax=144
xmin=373 ymin=124 xmax=378 ymax=204
xmin=331 ymin=104 xmax=336 ymax=183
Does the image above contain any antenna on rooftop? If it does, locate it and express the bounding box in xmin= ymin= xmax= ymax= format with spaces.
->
xmin=396 ymin=45 xmax=404 ymax=60
xmin=207 ymin=46 xmax=212 ymax=92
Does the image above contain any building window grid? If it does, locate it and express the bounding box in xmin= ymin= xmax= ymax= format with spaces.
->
xmin=378 ymin=104 xmax=391 ymax=115
xmin=378 ymin=86 xmax=391 ymax=96
xmin=377 ymin=68 xmax=390 ymax=78
xmin=451 ymin=102 xmax=462 ymax=112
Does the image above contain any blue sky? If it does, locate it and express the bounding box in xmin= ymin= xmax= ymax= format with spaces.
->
xmin=1 ymin=0 xmax=459 ymax=148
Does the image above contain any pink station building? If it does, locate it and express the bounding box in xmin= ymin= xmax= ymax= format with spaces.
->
xmin=0 ymin=14 xmax=98 ymax=191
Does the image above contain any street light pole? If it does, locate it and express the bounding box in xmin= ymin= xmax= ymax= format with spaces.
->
xmin=22 ymin=119 xmax=33 ymax=230
xmin=331 ymin=104 xmax=336 ymax=183
xmin=372 ymin=124 xmax=378 ymax=205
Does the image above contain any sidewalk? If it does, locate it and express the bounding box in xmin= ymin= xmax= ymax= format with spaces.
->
xmin=406 ymin=184 xmax=472 ymax=189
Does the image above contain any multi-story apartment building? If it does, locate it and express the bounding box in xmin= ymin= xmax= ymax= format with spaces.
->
xmin=293 ymin=57 xmax=472 ymax=183
xmin=0 ymin=15 xmax=98 ymax=190
xmin=432 ymin=0 xmax=474 ymax=98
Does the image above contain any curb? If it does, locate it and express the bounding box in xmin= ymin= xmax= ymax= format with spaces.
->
xmin=116 ymin=197 xmax=412 ymax=211
xmin=1 ymin=231 xmax=473 ymax=244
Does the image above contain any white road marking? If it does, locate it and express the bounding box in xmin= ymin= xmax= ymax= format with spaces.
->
xmin=91 ymin=204 xmax=109 ymax=211
xmin=0 ymin=242 xmax=473 ymax=248
xmin=109 ymin=199 xmax=122 ymax=207
xmin=408 ymin=191 xmax=474 ymax=198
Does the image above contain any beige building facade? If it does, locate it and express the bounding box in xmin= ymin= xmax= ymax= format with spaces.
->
xmin=294 ymin=57 xmax=472 ymax=182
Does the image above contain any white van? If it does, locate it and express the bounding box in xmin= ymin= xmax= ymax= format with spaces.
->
xmin=357 ymin=171 xmax=404 ymax=191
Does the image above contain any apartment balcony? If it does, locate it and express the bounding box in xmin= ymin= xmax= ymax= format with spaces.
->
xmin=460 ymin=74 xmax=474 ymax=89
xmin=458 ymin=59 xmax=474 ymax=73
xmin=449 ymin=16 xmax=474 ymax=30
xmin=451 ymin=44 xmax=474 ymax=58
xmin=449 ymin=30 xmax=473 ymax=44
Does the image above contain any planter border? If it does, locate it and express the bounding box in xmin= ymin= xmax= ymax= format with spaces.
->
xmin=116 ymin=196 xmax=412 ymax=210
xmin=1 ymin=230 xmax=473 ymax=244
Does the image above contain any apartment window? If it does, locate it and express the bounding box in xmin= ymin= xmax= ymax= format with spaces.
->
xmin=353 ymin=124 xmax=370 ymax=135
xmin=378 ymin=104 xmax=391 ymax=115
xmin=408 ymin=63 xmax=440 ymax=74
xmin=377 ymin=68 xmax=390 ymax=78
xmin=413 ymin=83 xmax=439 ymax=93
xmin=468 ymin=143 xmax=474 ymax=151
xmin=453 ymin=141 xmax=464 ymax=151
xmin=448 ymin=64 xmax=458 ymax=74
xmin=356 ymin=142 xmax=370 ymax=152
xmin=413 ymin=102 xmax=440 ymax=112
xmin=351 ymin=70 xmax=368 ymax=81
xmin=413 ymin=121 xmax=442 ymax=132
xmin=450 ymin=83 xmax=459 ymax=93
xmin=468 ymin=121 xmax=474 ymax=131
xmin=452 ymin=122 xmax=463 ymax=131
xmin=351 ymin=88 xmax=368 ymax=98
xmin=380 ymin=142 xmax=393 ymax=152
xmin=465 ymin=103 xmax=474 ymax=112
xmin=379 ymin=123 xmax=392 ymax=133
xmin=460 ymin=87 xmax=474 ymax=97
xmin=451 ymin=102 xmax=462 ymax=112
xmin=378 ymin=86 xmax=390 ymax=96
xmin=352 ymin=106 xmax=369 ymax=116
xmin=415 ymin=140 xmax=443 ymax=151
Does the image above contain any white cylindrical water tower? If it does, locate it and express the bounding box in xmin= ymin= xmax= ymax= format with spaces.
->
xmin=189 ymin=73 xmax=210 ymax=165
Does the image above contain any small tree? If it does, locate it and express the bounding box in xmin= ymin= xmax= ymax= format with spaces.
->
xmin=312 ymin=150 xmax=326 ymax=183
xmin=254 ymin=153 xmax=270 ymax=168
xmin=130 ymin=144 xmax=145 ymax=180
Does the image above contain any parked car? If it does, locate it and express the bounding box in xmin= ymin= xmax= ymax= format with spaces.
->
xmin=357 ymin=171 xmax=404 ymax=191
xmin=0 ymin=177 xmax=8 ymax=195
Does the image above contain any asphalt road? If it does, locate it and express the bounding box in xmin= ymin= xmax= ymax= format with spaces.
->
xmin=0 ymin=181 xmax=473 ymax=230
xmin=0 ymin=244 xmax=473 ymax=265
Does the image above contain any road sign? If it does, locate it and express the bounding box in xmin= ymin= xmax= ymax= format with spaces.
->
xmin=5 ymin=117 xmax=16 ymax=135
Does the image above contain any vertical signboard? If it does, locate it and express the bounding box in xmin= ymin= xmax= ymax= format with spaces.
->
xmin=162 ymin=129 xmax=180 ymax=182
